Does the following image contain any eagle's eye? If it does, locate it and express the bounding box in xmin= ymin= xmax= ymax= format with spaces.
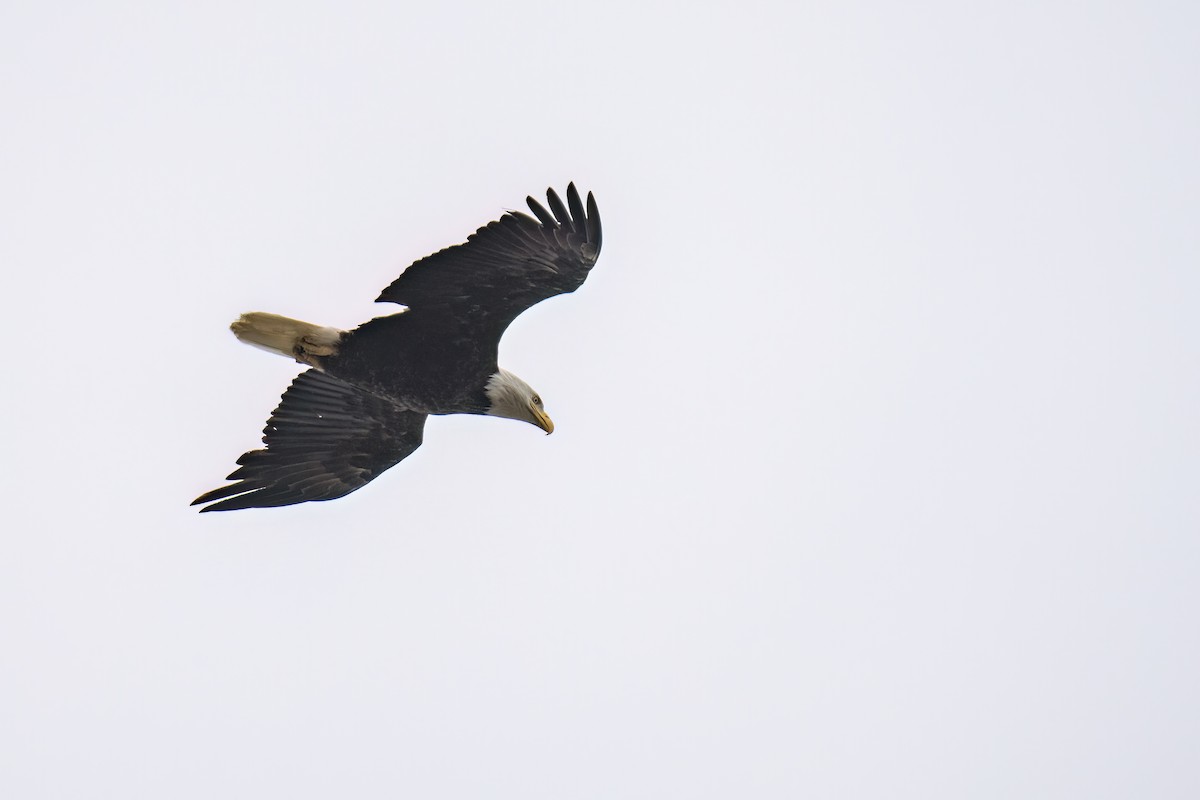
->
xmin=531 ymin=395 xmax=542 ymax=407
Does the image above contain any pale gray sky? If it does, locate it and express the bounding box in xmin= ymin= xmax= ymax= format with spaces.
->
xmin=2 ymin=1 xmax=1198 ymax=798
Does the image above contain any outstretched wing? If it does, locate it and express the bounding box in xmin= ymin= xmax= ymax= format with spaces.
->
xmin=374 ymin=183 xmax=603 ymax=341
xmin=192 ymin=370 xmax=426 ymax=512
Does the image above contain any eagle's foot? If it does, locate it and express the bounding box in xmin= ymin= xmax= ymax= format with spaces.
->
xmin=297 ymin=336 xmax=337 ymax=357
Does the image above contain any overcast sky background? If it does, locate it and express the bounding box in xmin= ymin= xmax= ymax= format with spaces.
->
xmin=2 ymin=2 xmax=1197 ymax=798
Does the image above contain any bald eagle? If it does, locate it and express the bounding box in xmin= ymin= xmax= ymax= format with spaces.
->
xmin=192 ymin=184 xmax=602 ymax=512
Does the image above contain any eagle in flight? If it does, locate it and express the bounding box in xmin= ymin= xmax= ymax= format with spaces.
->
xmin=193 ymin=184 xmax=602 ymax=512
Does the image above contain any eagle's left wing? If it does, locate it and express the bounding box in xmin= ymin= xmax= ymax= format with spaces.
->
xmin=192 ymin=370 xmax=426 ymax=512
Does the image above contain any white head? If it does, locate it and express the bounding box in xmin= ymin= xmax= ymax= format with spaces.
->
xmin=484 ymin=369 xmax=554 ymax=433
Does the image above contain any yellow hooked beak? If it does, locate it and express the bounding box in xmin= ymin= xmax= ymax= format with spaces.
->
xmin=531 ymin=405 xmax=555 ymax=434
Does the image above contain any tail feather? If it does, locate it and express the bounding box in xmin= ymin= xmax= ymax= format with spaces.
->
xmin=230 ymin=312 xmax=343 ymax=366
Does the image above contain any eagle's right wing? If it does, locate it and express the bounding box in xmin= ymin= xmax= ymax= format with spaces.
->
xmin=372 ymin=184 xmax=602 ymax=343
xmin=193 ymin=370 xmax=426 ymax=512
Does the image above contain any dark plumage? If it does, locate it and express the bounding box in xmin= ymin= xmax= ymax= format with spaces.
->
xmin=193 ymin=184 xmax=602 ymax=512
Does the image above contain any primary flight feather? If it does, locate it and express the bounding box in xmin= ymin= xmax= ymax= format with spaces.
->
xmin=193 ymin=183 xmax=603 ymax=512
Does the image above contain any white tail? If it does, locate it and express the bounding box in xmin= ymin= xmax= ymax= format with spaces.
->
xmin=230 ymin=312 xmax=344 ymax=366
